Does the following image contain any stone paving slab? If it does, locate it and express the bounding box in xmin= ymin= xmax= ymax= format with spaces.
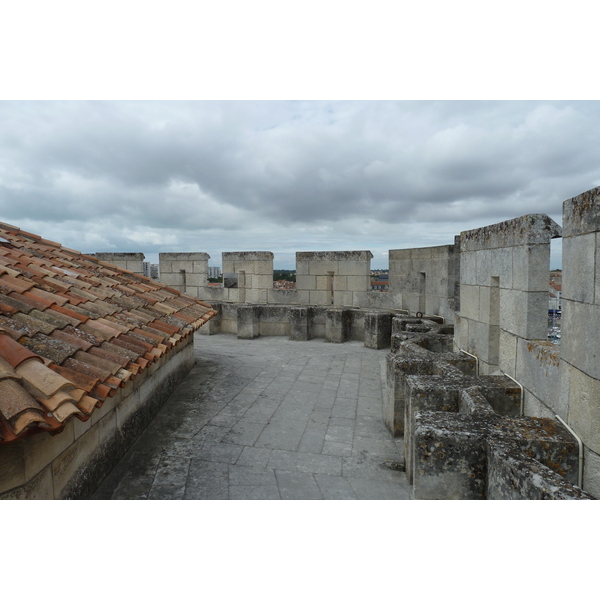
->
xmin=92 ymin=334 xmax=411 ymax=500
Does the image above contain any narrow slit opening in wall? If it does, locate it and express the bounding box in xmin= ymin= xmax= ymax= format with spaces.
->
xmin=328 ymin=271 xmax=335 ymax=305
xmin=489 ymin=276 xmax=500 ymax=368
xmin=549 ymin=237 xmax=562 ymax=344
xmin=419 ymin=272 xmax=426 ymax=315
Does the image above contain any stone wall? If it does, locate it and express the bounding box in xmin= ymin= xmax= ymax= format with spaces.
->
xmin=0 ymin=336 xmax=195 ymax=499
xmin=455 ymin=214 xmax=561 ymax=376
xmin=560 ymin=187 xmax=600 ymax=498
xmin=388 ymin=241 xmax=459 ymax=323
xmin=95 ymin=252 xmax=145 ymax=275
xmin=158 ymin=252 xmax=209 ymax=297
xmin=296 ymin=251 xmax=372 ymax=307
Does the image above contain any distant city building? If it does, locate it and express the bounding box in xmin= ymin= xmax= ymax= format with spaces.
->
xmin=143 ymin=262 xmax=160 ymax=279
xmin=208 ymin=266 xmax=222 ymax=279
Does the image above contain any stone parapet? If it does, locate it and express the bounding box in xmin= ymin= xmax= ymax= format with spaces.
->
xmin=460 ymin=214 xmax=562 ymax=251
xmin=387 ymin=322 xmax=590 ymax=500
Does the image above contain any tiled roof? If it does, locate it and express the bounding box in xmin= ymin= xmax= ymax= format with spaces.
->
xmin=0 ymin=222 xmax=216 ymax=444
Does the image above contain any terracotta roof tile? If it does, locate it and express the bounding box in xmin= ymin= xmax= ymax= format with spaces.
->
xmin=0 ymin=274 xmax=35 ymax=294
xmin=18 ymin=333 xmax=79 ymax=364
xmin=0 ymin=292 xmax=35 ymax=314
xmin=17 ymin=358 xmax=77 ymax=397
xmin=79 ymin=320 xmax=120 ymax=341
xmin=88 ymin=346 xmax=131 ymax=369
xmin=0 ymin=333 xmax=44 ymax=368
xmin=12 ymin=312 xmax=57 ymax=336
xmin=0 ymin=221 xmax=214 ymax=443
xmin=49 ymin=364 xmax=99 ymax=393
xmin=50 ymin=329 xmax=93 ymax=352
xmin=73 ymin=350 xmax=121 ymax=376
xmin=28 ymin=288 xmax=68 ymax=307
xmin=48 ymin=304 xmax=87 ymax=324
xmin=29 ymin=308 xmax=77 ymax=329
xmin=61 ymin=324 xmax=102 ymax=347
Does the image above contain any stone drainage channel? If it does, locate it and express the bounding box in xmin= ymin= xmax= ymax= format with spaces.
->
xmin=92 ymin=333 xmax=409 ymax=500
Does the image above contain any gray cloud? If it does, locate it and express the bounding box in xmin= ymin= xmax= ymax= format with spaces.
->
xmin=0 ymin=100 xmax=598 ymax=268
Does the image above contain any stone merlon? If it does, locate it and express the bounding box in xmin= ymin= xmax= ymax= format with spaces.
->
xmin=95 ymin=252 xmax=146 ymax=260
xmin=562 ymin=186 xmax=600 ymax=237
xmin=159 ymin=252 xmax=211 ymax=260
xmin=296 ymin=250 xmax=373 ymax=261
xmin=222 ymin=251 xmax=274 ymax=261
xmin=460 ymin=214 xmax=562 ymax=251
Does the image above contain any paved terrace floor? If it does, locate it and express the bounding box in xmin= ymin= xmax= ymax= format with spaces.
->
xmin=92 ymin=334 xmax=410 ymax=500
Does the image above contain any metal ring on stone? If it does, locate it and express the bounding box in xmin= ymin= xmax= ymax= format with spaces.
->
xmin=416 ymin=312 xmax=423 ymax=318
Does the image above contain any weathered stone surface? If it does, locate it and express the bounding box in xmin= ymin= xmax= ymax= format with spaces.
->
xmin=289 ymin=306 xmax=311 ymax=341
xmin=325 ymin=309 xmax=349 ymax=343
xmin=237 ymin=305 xmax=260 ymax=340
xmin=460 ymin=214 xmax=561 ymax=252
xmin=364 ymin=312 xmax=392 ymax=349
xmin=562 ymin=185 xmax=600 ymax=238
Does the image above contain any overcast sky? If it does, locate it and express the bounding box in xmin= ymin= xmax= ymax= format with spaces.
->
xmin=1 ymin=100 xmax=598 ymax=269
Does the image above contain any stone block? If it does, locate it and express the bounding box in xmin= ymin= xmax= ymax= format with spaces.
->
xmin=252 ymin=274 xmax=273 ymax=290
xmin=0 ymin=440 xmax=26 ymax=494
xmin=413 ymin=412 xmax=487 ymax=500
xmin=268 ymin=289 xmax=299 ymax=305
xmin=402 ymin=293 xmax=420 ymax=316
xmin=499 ymin=289 xmax=539 ymax=339
xmin=562 ymin=186 xmax=600 ymax=238
xmin=346 ymin=275 xmax=369 ymax=292
xmin=184 ymin=273 xmax=207 ymax=288
xmin=23 ymin=420 xmax=76 ymax=481
xmin=52 ymin=425 xmax=100 ymax=498
xmin=160 ymin=272 xmax=185 ymax=287
xmin=325 ymin=308 xmax=348 ymax=343
xmin=352 ymin=291 xmax=368 ymax=308
xmin=334 ymin=291 xmax=354 ymax=307
xmin=289 ymin=307 xmax=311 ymax=341
xmin=364 ymin=312 xmax=392 ymax=349
xmin=237 ymin=305 xmax=260 ymax=339
xmin=561 ymin=300 xmax=600 ymax=379
xmin=515 ymin=338 xmax=562 ymax=416
xmin=596 ymin=233 xmax=600 ymax=306
xmin=245 ymin=288 xmax=268 ymax=304
xmin=227 ymin=288 xmax=242 ymax=303
xmin=308 ymin=260 xmax=339 ymax=276
xmin=253 ymin=261 xmax=274 ymax=276
xmin=498 ymin=329 xmax=517 ymax=376
xmin=512 ymin=244 xmax=550 ymax=292
xmin=566 ymin=364 xmax=600 ymax=454
xmin=309 ymin=290 xmax=331 ymax=306
xmin=486 ymin=438 xmax=590 ymax=500
xmin=583 ymin=447 xmax=600 ymax=499
xmin=366 ymin=290 xmax=399 ymax=310
xmin=296 ymin=275 xmax=316 ymax=290
xmin=73 ymin=413 xmax=94 ymax=439
xmin=191 ymin=261 xmax=209 ymax=274
xmin=259 ymin=322 xmax=289 ymax=336
xmin=460 ymin=284 xmax=480 ymax=321
xmin=338 ymin=261 xmax=370 ymax=276
xmin=295 ymin=290 xmax=311 ymax=304
xmin=295 ymin=259 xmax=309 ymax=276
xmin=522 ymin=391 xmax=555 ymax=419
xmin=332 ymin=275 xmax=347 ymax=291
xmin=460 ymin=250 xmax=478 ymax=286
xmin=562 ymin=233 xmax=595 ymax=303
xmin=316 ymin=275 xmax=333 ymax=291
xmin=454 ymin=314 xmax=469 ymax=352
